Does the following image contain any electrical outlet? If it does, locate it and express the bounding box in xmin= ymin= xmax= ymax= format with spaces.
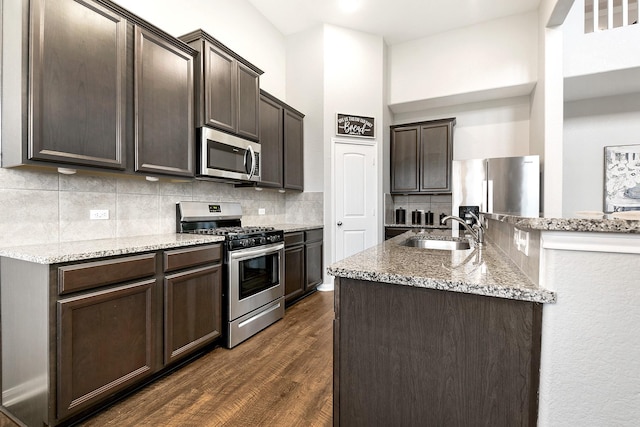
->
xmin=90 ymin=209 xmax=109 ymax=220
xmin=513 ymin=229 xmax=529 ymax=256
xmin=258 ymin=208 xmax=266 ymax=215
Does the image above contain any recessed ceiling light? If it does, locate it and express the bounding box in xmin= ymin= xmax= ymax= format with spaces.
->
xmin=338 ymin=0 xmax=363 ymax=14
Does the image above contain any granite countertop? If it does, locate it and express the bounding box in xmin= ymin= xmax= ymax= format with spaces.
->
xmin=267 ymin=223 xmax=324 ymax=233
xmin=485 ymin=213 xmax=640 ymax=234
xmin=0 ymin=234 xmax=225 ymax=264
xmin=327 ymin=230 xmax=556 ymax=304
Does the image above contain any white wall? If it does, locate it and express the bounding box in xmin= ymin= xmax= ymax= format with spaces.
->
xmin=564 ymin=0 xmax=640 ymax=79
xmin=388 ymin=12 xmax=538 ymax=107
xmin=322 ymin=24 xmax=385 ymax=267
xmin=286 ymin=26 xmax=325 ymax=192
xmin=538 ymin=234 xmax=640 ymax=426
xmin=394 ymin=96 xmax=531 ymax=161
xmin=563 ymin=92 xmax=640 ymax=215
xmin=112 ymin=0 xmax=287 ymax=98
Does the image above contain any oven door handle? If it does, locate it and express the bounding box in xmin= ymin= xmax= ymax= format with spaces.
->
xmin=228 ymin=243 xmax=284 ymax=261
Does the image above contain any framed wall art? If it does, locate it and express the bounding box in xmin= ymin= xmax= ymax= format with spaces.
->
xmin=336 ymin=113 xmax=375 ymax=139
xmin=604 ymin=144 xmax=640 ymax=212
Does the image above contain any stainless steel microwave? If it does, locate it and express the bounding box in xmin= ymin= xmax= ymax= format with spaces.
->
xmin=198 ymin=127 xmax=261 ymax=182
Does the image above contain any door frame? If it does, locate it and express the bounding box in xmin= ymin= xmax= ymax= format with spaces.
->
xmin=329 ymin=137 xmax=379 ymax=275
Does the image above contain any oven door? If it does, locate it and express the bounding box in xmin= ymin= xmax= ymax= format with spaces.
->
xmin=227 ymin=242 xmax=284 ymax=321
xmin=199 ymin=127 xmax=261 ymax=182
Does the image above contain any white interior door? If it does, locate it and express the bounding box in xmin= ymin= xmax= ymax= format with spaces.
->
xmin=334 ymin=140 xmax=377 ymax=262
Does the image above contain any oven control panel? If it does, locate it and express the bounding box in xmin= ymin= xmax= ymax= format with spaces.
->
xmin=227 ymin=232 xmax=283 ymax=251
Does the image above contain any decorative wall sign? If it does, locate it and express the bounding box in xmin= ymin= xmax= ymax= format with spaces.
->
xmin=604 ymin=144 xmax=640 ymax=212
xmin=336 ymin=113 xmax=375 ymax=138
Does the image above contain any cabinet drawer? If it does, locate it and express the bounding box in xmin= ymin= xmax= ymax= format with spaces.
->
xmin=284 ymin=231 xmax=304 ymax=247
xmin=164 ymin=244 xmax=222 ymax=273
xmin=58 ymin=254 xmax=157 ymax=295
xmin=305 ymin=228 xmax=323 ymax=243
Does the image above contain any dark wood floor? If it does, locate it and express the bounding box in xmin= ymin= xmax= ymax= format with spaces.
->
xmin=0 ymin=291 xmax=334 ymax=427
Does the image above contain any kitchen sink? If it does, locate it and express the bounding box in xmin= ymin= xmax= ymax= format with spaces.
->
xmin=402 ymin=236 xmax=471 ymax=251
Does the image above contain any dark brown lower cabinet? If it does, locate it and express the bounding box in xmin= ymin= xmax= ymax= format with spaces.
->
xmin=384 ymin=226 xmax=411 ymax=240
xmin=284 ymin=232 xmax=305 ymax=304
xmin=304 ymin=229 xmax=323 ymax=292
xmin=284 ymin=228 xmax=324 ymax=305
xmin=164 ymin=264 xmax=222 ymax=364
xmin=334 ymin=277 xmax=542 ymax=427
xmin=57 ymin=280 xmax=156 ymax=419
xmin=0 ymin=243 xmax=222 ymax=427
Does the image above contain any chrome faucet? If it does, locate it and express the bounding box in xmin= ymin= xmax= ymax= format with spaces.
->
xmin=442 ymin=213 xmax=485 ymax=246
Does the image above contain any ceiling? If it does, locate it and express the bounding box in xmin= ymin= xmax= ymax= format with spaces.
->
xmin=247 ymin=0 xmax=541 ymax=45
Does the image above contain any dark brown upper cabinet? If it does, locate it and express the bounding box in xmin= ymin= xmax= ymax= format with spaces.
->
xmin=2 ymin=0 xmax=197 ymax=179
xmin=390 ymin=118 xmax=455 ymax=194
xmin=134 ymin=26 xmax=195 ymax=177
xmin=259 ymin=93 xmax=284 ymax=188
xmin=259 ymin=90 xmax=304 ymax=191
xmin=29 ymin=0 xmax=128 ymax=170
xmin=180 ymin=30 xmax=263 ymax=141
xmin=284 ymin=108 xmax=304 ymax=191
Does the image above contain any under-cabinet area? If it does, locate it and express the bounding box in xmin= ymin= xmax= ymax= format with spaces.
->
xmin=0 ymin=239 xmax=223 ymax=427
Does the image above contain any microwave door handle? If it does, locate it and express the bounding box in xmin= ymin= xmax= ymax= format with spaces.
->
xmin=246 ymin=145 xmax=256 ymax=179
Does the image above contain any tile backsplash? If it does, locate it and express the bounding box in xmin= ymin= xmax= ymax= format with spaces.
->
xmin=386 ymin=193 xmax=453 ymax=225
xmin=0 ymin=167 xmax=323 ymax=248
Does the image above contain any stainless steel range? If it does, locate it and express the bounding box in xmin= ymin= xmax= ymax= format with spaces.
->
xmin=176 ymin=201 xmax=284 ymax=348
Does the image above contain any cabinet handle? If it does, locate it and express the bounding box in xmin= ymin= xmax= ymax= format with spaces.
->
xmin=337 ymin=221 xmax=343 ymax=226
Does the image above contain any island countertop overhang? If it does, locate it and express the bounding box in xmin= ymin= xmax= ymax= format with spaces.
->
xmin=328 ymin=231 xmax=556 ymax=304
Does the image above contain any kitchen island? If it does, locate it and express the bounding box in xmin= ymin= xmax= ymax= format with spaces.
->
xmin=328 ymin=230 xmax=554 ymax=426
xmin=330 ymin=213 xmax=640 ymax=427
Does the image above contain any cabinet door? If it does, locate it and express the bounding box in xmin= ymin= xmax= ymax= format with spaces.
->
xmin=57 ymin=280 xmax=155 ymax=419
xmin=204 ymin=42 xmax=236 ymax=133
xmin=236 ymin=63 xmax=260 ymax=141
xmin=420 ymin=123 xmax=452 ymax=192
xmin=283 ymin=109 xmax=304 ymax=191
xmin=259 ymin=94 xmax=284 ymax=188
xmin=384 ymin=227 xmax=411 ymax=240
xmin=134 ymin=26 xmax=194 ymax=177
xmin=30 ymin=0 xmax=127 ymax=169
xmin=284 ymin=245 xmax=305 ymax=303
xmin=391 ymin=126 xmax=420 ymax=193
xmin=305 ymin=240 xmax=323 ymax=292
xmin=164 ymin=264 xmax=222 ymax=365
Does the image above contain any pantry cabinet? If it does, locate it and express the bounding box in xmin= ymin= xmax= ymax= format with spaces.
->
xmin=390 ymin=118 xmax=455 ymax=194
xmin=180 ymin=29 xmax=263 ymax=141
xmin=2 ymin=0 xmax=196 ymax=179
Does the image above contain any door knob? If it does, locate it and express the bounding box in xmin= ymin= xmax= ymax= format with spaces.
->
xmin=337 ymin=221 xmax=343 ymax=226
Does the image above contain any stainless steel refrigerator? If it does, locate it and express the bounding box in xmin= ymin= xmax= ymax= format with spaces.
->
xmin=452 ymin=155 xmax=540 ymax=221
